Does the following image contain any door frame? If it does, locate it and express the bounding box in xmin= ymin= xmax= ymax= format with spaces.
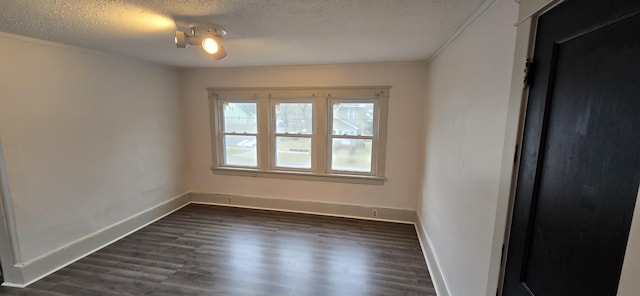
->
xmin=491 ymin=0 xmax=640 ymax=295
xmin=0 ymin=138 xmax=24 ymax=285
xmin=487 ymin=0 xmax=564 ymax=295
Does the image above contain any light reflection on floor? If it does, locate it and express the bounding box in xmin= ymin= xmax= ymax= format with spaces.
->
xmin=223 ymin=227 xmax=372 ymax=295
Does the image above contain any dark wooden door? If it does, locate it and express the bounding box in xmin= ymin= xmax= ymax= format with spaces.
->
xmin=503 ymin=0 xmax=640 ymax=295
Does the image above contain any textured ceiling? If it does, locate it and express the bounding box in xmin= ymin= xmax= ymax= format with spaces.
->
xmin=0 ymin=0 xmax=487 ymax=68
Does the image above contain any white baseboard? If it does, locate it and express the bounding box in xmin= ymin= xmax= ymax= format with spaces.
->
xmin=415 ymin=216 xmax=450 ymax=296
xmin=3 ymin=191 xmax=425 ymax=289
xmin=2 ymin=191 xmax=191 ymax=288
xmin=190 ymin=192 xmax=417 ymax=224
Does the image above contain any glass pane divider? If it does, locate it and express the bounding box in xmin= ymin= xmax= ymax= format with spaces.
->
xmin=223 ymin=132 xmax=258 ymax=135
xmin=274 ymin=134 xmax=313 ymax=137
xmin=329 ymin=135 xmax=374 ymax=139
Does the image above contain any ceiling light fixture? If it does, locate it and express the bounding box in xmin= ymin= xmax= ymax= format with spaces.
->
xmin=175 ymin=24 xmax=227 ymax=60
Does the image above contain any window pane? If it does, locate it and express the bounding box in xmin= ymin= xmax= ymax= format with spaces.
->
xmin=275 ymin=137 xmax=311 ymax=169
xmin=275 ymin=103 xmax=313 ymax=134
xmin=332 ymin=103 xmax=374 ymax=136
xmin=224 ymin=135 xmax=257 ymax=167
xmin=223 ymin=102 xmax=257 ymax=133
xmin=331 ymin=139 xmax=372 ymax=172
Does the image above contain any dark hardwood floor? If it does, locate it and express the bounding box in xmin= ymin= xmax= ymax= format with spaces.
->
xmin=0 ymin=204 xmax=435 ymax=295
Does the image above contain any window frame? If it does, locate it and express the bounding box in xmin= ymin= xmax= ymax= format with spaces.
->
xmin=214 ymin=97 xmax=260 ymax=169
xmin=208 ymin=87 xmax=390 ymax=185
xmin=327 ymin=98 xmax=379 ymax=176
xmin=270 ymin=98 xmax=316 ymax=172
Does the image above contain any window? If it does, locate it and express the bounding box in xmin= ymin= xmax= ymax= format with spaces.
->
xmin=208 ymin=87 xmax=389 ymax=184
xmin=273 ymin=101 xmax=313 ymax=170
xmin=329 ymin=101 xmax=375 ymax=173
xmin=219 ymin=101 xmax=258 ymax=167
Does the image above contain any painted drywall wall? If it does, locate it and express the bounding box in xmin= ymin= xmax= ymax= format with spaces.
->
xmin=418 ymin=0 xmax=518 ymax=295
xmin=0 ymin=33 xmax=186 ymax=263
xmin=182 ymin=63 xmax=427 ymax=210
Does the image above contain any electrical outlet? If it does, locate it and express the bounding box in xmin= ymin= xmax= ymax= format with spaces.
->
xmin=372 ymin=209 xmax=378 ymax=217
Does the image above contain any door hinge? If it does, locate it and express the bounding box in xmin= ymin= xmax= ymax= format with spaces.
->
xmin=523 ymin=59 xmax=534 ymax=87
xmin=513 ymin=144 xmax=519 ymax=163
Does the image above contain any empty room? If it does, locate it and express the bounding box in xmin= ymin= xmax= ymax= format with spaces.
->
xmin=0 ymin=0 xmax=639 ymax=295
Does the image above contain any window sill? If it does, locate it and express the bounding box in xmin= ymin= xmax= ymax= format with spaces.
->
xmin=210 ymin=167 xmax=386 ymax=185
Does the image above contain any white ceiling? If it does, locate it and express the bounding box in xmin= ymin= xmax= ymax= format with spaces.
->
xmin=0 ymin=0 xmax=488 ymax=68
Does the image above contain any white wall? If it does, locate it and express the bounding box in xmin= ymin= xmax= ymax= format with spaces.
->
xmin=0 ymin=33 xmax=186 ymax=263
xmin=418 ymin=0 xmax=518 ymax=295
xmin=182 ymin=63 xmax=426 ymax=210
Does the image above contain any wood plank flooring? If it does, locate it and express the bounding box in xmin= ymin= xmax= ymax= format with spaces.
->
xmin=0 ymin=204 xmax=435 ymax=295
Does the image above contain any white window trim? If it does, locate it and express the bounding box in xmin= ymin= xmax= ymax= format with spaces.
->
xmin=214 ymin=97 xmax=260 ymax=169
xmin=327 ymin=97 xmax=379 ymax=176
xmin=270 ymin=98 xmax=315 ymax=172
xmin=208 ymin=86 xmax=390 ymax=185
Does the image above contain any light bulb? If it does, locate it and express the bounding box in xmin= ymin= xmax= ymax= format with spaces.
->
xmin=202 ymin=37 xmax=219 ymax=54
